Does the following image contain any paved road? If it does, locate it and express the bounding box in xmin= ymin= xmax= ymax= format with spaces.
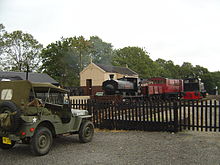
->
xmin=0 ymin=130 xmax=220 ymax=165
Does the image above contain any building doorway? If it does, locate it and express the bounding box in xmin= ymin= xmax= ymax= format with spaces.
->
xmin=86 ymin=79 xmax=92 ymax=95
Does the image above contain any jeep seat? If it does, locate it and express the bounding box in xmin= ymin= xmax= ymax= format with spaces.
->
xmin=44 ymin=103 xmax=71 ymax=123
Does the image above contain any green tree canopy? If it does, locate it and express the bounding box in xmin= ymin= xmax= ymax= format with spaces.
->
xmin=0 ymin=24 xmax=6 ymax=70
xmin=0 ymin=28 xmax=43 ymax=72
xmin=178 ymin=62 xmax=195 ymax=78
xmin=41 ymin=36 xmax=115 ymax=86
xmin=155 ymin=58 xmax=181 ymax=78
xmin=41 ymin=37 xmax=81 ymax=86
xmin=89 ymin=36 xmax=115 ymax=65
xmin=71 ymin=36 xmax=91 ymax=72
xmin=112 ymin=46 xmax=159 ymax=78
xmin=202 ymin=71 xmax=220 ymax=94
xmin=192 ymin=65 xmax=209 ymax=77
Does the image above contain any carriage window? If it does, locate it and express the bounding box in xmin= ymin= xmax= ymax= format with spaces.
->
xmin=168 ymin=80 xmax=174 ymax=85
xmin=152 ymin=79 xmax=165 ymax=84
xmin=174 ymin=80 xmax=180 ymax=86
xmin=1 ymin=89 xmax=13 ymax=100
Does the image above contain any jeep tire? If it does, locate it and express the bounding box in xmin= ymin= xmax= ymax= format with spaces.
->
xmin=30 ymin=127 xmax=53 ymax=156
xmin=0 ymin=101 xmax=21 ymax=132
xmin=79 ymin=120 xmax=94 ymax=143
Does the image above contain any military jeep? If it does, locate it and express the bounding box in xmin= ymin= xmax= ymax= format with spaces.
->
xmin=0 ymin=80 xmax=94 ymax=156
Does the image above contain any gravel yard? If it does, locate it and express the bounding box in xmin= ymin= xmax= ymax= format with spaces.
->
xmin=0 ymin=130 xmax=220 ymax=165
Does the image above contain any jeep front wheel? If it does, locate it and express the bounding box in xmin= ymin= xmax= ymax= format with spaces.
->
xmin=30 ymin=127 xmax=53 ymax=156
xmin=79 ymin=120 xmax=94 ymax=143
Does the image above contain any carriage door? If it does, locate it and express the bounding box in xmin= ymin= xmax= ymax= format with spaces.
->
xmin=86 ymin=79 xmax=92 ymax=95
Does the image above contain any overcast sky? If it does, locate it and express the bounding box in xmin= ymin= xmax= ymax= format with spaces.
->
xmin=1 ymin=0 xmax=220 ymax=71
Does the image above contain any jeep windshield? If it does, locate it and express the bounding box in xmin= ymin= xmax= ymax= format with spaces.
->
xmin=32 ymin=83 xmax=69 ymax=105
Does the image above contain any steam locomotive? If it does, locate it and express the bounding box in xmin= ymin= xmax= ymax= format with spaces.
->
xmin=102 ymin=76 xmax=141 ymax=96
xmin=102 ymin=75 xmax=205 ymax=100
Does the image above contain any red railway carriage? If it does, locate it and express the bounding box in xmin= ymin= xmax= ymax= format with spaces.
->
xmin=145 ymin=77 xmax=183 ymax=99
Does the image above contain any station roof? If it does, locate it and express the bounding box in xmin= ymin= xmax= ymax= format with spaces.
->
xmin=0 ymin=71 xmax=59 ymax=86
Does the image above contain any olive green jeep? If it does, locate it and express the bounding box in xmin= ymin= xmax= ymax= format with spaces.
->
xmin=0 ymin=80 xmax=94 ymax=156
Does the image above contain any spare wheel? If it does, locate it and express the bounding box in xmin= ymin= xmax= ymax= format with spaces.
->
xmin=0 ymin=101 xmax=21 ymax=132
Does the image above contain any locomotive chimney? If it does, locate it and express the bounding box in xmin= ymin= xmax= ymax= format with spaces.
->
xmin=109 ymin=74 xmax=114 ymax=80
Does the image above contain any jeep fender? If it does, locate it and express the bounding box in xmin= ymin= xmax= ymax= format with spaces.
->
xmin=73 ymin=115 xmax=92 ymax=131
xmin=35 ymin=121 xmax=56 ymax=137
xmin=19 ymin=117 xmax=56 ymax=138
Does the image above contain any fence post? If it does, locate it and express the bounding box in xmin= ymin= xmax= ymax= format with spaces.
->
xmin=87 ymin=99 xmax=91 ymax=114
xmin=173 ymin=101 xmax=179 ymax=132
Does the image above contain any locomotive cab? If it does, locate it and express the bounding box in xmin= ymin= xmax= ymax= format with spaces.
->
xmin=183 ymin=78 xmax=206 ymax=100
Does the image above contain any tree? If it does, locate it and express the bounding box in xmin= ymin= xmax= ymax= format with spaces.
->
xmin=41 ymin=38 xmax=78 ymax=86
xmin=179 ymin=62 xmax=195 ymax=78
xmin=1 ymin=30 xmax=43 ymax=72
xmin=71 ymin=36 xmax=91 ymax=72
xmin=0 ymin=24 xmax=6 ymax=46
xmin=192 ymin=65 xmax=209 ymax=77
xmin=89 ymin=36 xmax=115 ymax=65
xmin=41 ymin=36 xmax=93 ymax=86
xmin=155 ymin=58 xmax=181 ymax=78
xmin=202 ymin=72 xmax=220 ymax=94
xmin=112 ymin=46 xmax=159 ymax=78
xmin=0 ymin=24 xmax=6 ymax=70
xmin=41 ymin=36 xmax=115 ymax=86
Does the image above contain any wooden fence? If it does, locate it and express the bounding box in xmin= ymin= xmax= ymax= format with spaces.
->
xmin=72 ymin=99 xmax=220 ymax=132
xmin=178 ymin=100 xmax=220 ymax=132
